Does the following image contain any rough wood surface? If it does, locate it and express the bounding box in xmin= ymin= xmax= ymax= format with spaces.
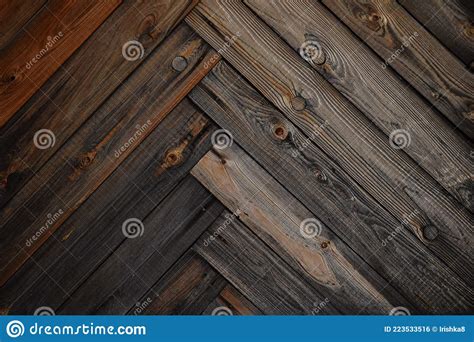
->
xmin=188 ymin=60 xmax=474 ymax=312
xmin=246 ymin=0 xmax=473 ymax=211
xmin=323 ymin=0 xmax=474 ymax=137
xmin=186 ymin=0 xmax=474 ymax=286
xmin=201 ymin=284 xmax=262 ymax=315
xmin=0 ymin=0 xmax=121 ymax=127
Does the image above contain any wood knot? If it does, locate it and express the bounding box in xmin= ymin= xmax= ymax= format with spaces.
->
xmin=164 ymin=148 xmax=183 ymax=167
xmin=422 ymin=225 xmax=438 ymax=241
xmin=272 ymin=123 xmax=288 ymax=140
xmin=79 ymin=151 xmax=97 ymax=169
xmin=291 ymin=96 xmax=306 ymax=111
xmin=321 ymin=241 xmax=330 ymax=249
xmin=172 ymin=56 xmax=188 ymax=71
xmin=137 ymin=14 xmax=158 ymax=45
xmin=314 ymin=169 xmax=327 ymax=183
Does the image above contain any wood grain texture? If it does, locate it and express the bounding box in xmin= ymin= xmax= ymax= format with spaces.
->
xmin=1 ymin=101 xmax=217 ymax=314
xmin=202 ymin=284 xmax=262 ymax=315
xmin=0 ymin=0 xmax=47 ymax=49
xmin=188 ymin=60 xmax=474 ymax=312
xmin=0 ymin=0 xmax=121 ymax=127
xmin=0 ymin=2 xmax=200 ymax=210
xmin=323 ymin=0 xmax=474 ymax=137
xmin=0 ymin=23 xmax=219 ymax=286
xmin=246 ymin=0 xmax=473 ymax=212
xmin=400 ymin=0 xmax=474 ymax=66
xmin=192 ymin=146 xmax=409 ymax=314
xmin=195 ymin=212 xmax=341 ymax=315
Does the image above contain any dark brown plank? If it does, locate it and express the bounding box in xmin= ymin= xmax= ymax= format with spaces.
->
xmin=0 ymin=100 xmax=217 ymax=314
xmin=188 ymin=60 xmax=473 ymax=313
xmin=192 ymin=147 xmax=408 ymax=314
xmin=185 ymin=0 xmax=474 ymax=285
xmin=0 ymin=23 xmax=219 ymax=286
xmin=195 ymin=212 xmax=341 ymax=315
xmin=246 ymin=0 xmax=473 ymax=211
xmin=202 ymin=285 xmax=262 ymax=315
xmin=400 ymin=0 xmax=474 ymax=66
xmin=131 ymin=251 xmax=227 ymax=315
xmin=0 ymin=0 xmax=47 ymax=49
xmin=0 ymin=0 xmax=121 ymax=127
xmin=0 ymin=1 xmax=200 ymax=210
xmin=323 ymin=0 xmax=474 ymax=137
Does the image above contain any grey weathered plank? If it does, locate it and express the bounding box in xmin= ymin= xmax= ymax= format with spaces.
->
xmin=0 ymin=1 xmax=199 ymax=209
xmin=59 ymin=176 xmax=223 ymax=314
xmin=195 ymin=212 xmax=341 ymax=315
xmin=0 ymin=100 xmax=217 ymax=314
xmin=0 ymin=23 xmax=218 ymax=286
xmin=185 ymin=0 xmax=474 ymax=285
xmin=192 ymin=146 xmax=408 ymax=314
xmin=400 ymin=0 xmax=474 ymax=66
xmin=246 ymin=0 xmax=473 ymax=211
xmin=323 ymin=0 xmax=474 ymax=137
xmin=188 ymin=60 xmax=473 ymax=312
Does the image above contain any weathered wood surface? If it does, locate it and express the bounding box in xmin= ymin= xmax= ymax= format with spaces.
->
xmin=0 ymin=25 xmax=218 ymax=286
xmin=400 ymin=0 xmax=474 ymax=67
xmin=323 ymin=0 xmax=474 ymax=137
xmin=1 ymin=101 xmax=217 ymax=314
xmin=195 ymin=212 xmax=341 ymax=315
xmin=246 ymin=0 xmax=473 ymax=211
xmin=0 ymin=0 xmax=121 ymax=127
xmin=192 ymin=146 xmax=408 ymax=314
xmin=0 ymin=3 xmax=200 ymax=210
xmin=202 ymin=285 xmax=262 ymax=315
xmin=188 ymin=61 xmax=474 ymax=312
xmin=186 ymin=0 xmax=473 ymax=287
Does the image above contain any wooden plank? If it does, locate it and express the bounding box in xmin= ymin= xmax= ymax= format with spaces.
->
xmin=202 ymin=285 xmax=262 ymax=315
xmin=0 ymin=23 xmax=219 ymax=286
xmin=185 ymin=1 xmax=474 ymax=285
xmin=1 ymin=101 xmax=217 ymax=314
xmin=128 ymin=251 xmax=227 ymax=315
xmin=59 ymin=176 xmax=223 ymax=314
xmin=400 ymin=0 xmax=474 ymax=66
xmin=322 ymin=0 xmax=474 ymax=137
xmin=0 ymin=0 xmax=47 ymax=49
xmin=195 ymin=212 xmax=341 ymax=315
xmin=0 ymin=0 xmax=121 ymax=127
xmin=188 ymin=60 xmax=473 ymax=312
xmin=246 ymin=0 xmax=473 ymax=211
xmin=0 ymin=1 xmax=200 ymax=210
xmin=192 ymin=147 xmax=409 ymax=314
